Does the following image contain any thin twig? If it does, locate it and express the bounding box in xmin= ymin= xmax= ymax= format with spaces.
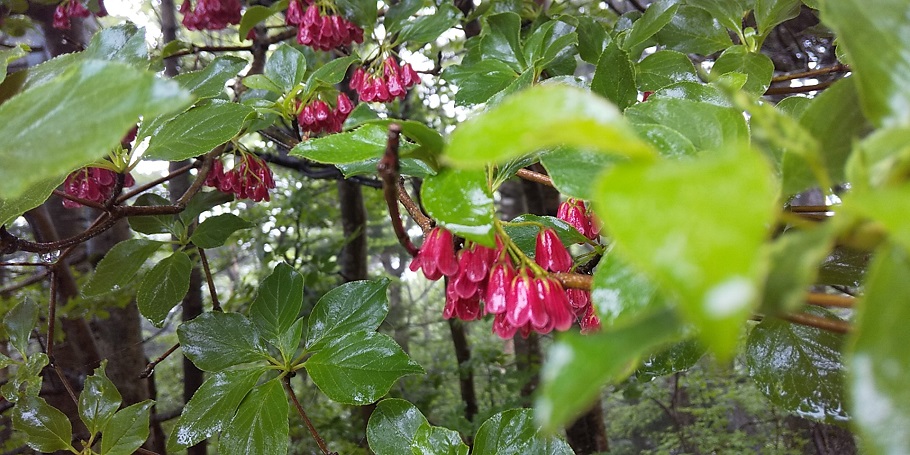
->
xmin=198 ymin=248 xmax=221 ymax=311
xmin=765 ymin=80 xmax=835 ymax=95
xmin=52 ymin=189 xmax=107 ymax=210
xmin=515 ymin=168 xmax=554 ymax=187
xmin=135 ymin=448 xmax=162 ymax=455
xmin=772 ymin=64 xmax=850 ymax=82
xmin=398 ymin=181 xmax=432 ymax=233
xmin=378 ymin=124 xmax=420 ymax=256
xmin=117 ymin=161 xmax=197 ymax=203
xmin=806 ymin=293 xmax=854 ymax=308
xmin=53 ymin=364 xmax=80 ymax=405
xmin=0 ymin=261 xmax=50 ymax=267
xmin=140 ymin=343 xmax=180 ymax=378
xmin=781 ymin=312 xmax=851 ymax=334
xmin=46 ymin=268 xmax=58 ymax=361
xmin=283 ymin=375 xmax=336 ymax=455
xmin=0 ymin=270 xmax=51 ymax=296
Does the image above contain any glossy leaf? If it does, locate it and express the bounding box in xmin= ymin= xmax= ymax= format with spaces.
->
xmin=823 ymin=0 xmax=910 ymax=127
xmin=0 ymin=176 xmax=65 ymax=227
xmin=442 ymin=59 xmax=520 ymax=106
xmin=238 ymin=1 xmax=286 ymax=40
xmin=180 ymin=190 xmax=235 ymax=224
xmin=502 ymin=215 xmax=588 ymax=258
xmin=746 ymin=307 xmax=848 ymax=424
xmin=655 ymin=5 xmax=733 ymax=55
xmin=275 ymin=318 xmax=305 ymax=359
xmin=291 ymin=124 xmax=416 ymax=164
xmin=573 ymin=16 xmax=610 ymax=64
xmin=818 ymin=247 xmax=868 ymax=288
xmin=397 ymin=3 xmax=461 ymax=44
xmin=421 ymin=168 xmax=496 ymax=247
xmin=307 ymin=55 xmax=358 ymax=86
xmin=412 ymin=425 xmax=469 ymax=455
xmin=0 ymin=60 xmax=191 ymax=198
xmin=13 ymin=395 xmax=73 ymax=453
xmin=385 ymin=0 xmax=423 ymax=35
xmin=761 ymin=225 xmax=835 ymax=314
xmin=359 ymin=119 xmax=445 ymax=156
xmin=127 ymin=193 xmax=180 ymax=236
xmin=190 ymin=213 xmax=253 ymax=248
xmin=686 ymin=0 xmax=748 ymax=33
xmin=474 ymin=408 xmax=574 ymax=454
xmin=249 ymin=263 xmax=305 ymax=344
xmin=305 ymin=331 xmax=423 ymax=405
xmin=624 ymin=0 xmax=680 ymax=51
xmin=848 ymin=245 xmax=910 ymax=454
xmin=178 ymin=312 xmax=269 ymax=371
xmin=335 ymin=0 xmax=376 ymax=30
xmin=100 ymin=401 xmax=153 ymax=455
xmin=594 ymin=149 xmax=777 ymax=358
xmin=539 ymin=148 xmax=618 ymax=200
xmin=173 ymin=56 xmax=247 ymax=99
xmin=446 ymin=85 xmax=654 ymax=168
xmin=368 ymin=398 xmax=430 ymax=455
xmin=264 ymin=44 xmax=307 ymax=94
xmin=4 ymin=298 xmax=38 ymax=356
xmin=637 ymin=50 xmax=698 ymax=92
xmin=82 ymin=22 xmax=148 ymax=67
xmin=591 ymin=248 xmax=672 ymax=329
xmin=337 ymin=157 xmax=436 ymax=178
xmin=79 ymin=362 xmax=122 ymax=434
xmin=0 ymin=43 xmax=28 ymax=86
xmin=631 ymin=123 xmax=697 ymax=158
xmin=143 ymin=99 xmax=254 ymax=161
xmin=242 ymin=74 xmax=283 ymax=93
xmin=635 ymin=339 xmax=707 ymax=382
xmin=168 ymin=368 xmax=265 ymax=451
xmin=480 ymin=13 xmax=525 ymax=70
xmin=711 ymin=45 xmax=774 ymax=96
xmin=754 ymin=0 xmax=801 ymax=38
xmin=305 ymin=278 xmax=390 ymax=350
xmin=137 ymin=251 xmax=192 ymax=327
xmin=798 ymin=77 xmax=867 ymax=184
xmin=83 ymin=239 xmax=164 ymax=296
xmin=0 ymin=353 xmax=47 ymax=402
xmin=591 ymin=42 xmax=637 ymax=111
xmin=219 ymin=379 xmax=289 ymax=455
xmin=536 ymin=310 xmax=680 ymax=431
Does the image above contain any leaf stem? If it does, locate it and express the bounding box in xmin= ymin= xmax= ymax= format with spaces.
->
xmin=283 ymin=375 xmax=335 ymax=455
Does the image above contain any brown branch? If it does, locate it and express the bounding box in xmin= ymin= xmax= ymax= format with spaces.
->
xmin=198 ymin=248 xmax=221 ymax=311
xmin=378 ymin=124 xmax=420 ymax=256
xmin=552 ymin=272 xmax=592 ymax=290
xmin=806 ymin=293 xmax=854 ymax=308
xmin=516 ymin=168 xmax=553 ymax=187
xmin=117 ymin=161 xmax=198 ymax=203
xmin=283 ymin=375 xmax=336 ymax=455
xmin=787 ymin=205 xmax=833 ymax=213
xmin=140 ymin=343 xmax=180 ymax=378
xmin=772 ymin=64 xmax=850 ymax=82
xmin=164 ymin=29 xmax=297 ymax=59
xmin=780 ymin=312 xmax=851 ymax=334
xmin=52 ymin=189 xmax=107 ymax=210
xmin=0 ymin=270 xmax=51 ymax=297
xmin=46 ymin=268 xmax=59 ymax=362
xmin=765 ymin=80 xmax=835 ymax=95
xmin=398 ymin=180 xmax=432 ymax=233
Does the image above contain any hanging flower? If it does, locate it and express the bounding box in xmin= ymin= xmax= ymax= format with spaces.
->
xmin=350 ymin=57 xmax=420 ymax=103
xmin=292 ymin=3 xmax=363 ymax=51
xmin=408 ymin=227 xmax=458 ymax=281
xmin=180 ymin=0 xmax=241 ymax=31
xmin=535 ymin=228 xmax=573 ymax=272
xmin=62 ymin=168 xmax=135 ymax=208
xmin=297 ymin=92 xmax=354 ymax=137
xmin=204 ymin=153 xmax=276 ymax=202
xmin=557 ymin=198 xmax=600 ymax=241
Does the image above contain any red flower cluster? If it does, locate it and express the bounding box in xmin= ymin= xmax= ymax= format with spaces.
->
xmin=204 ymin=154 xmax=276 ymax=202
xmin=409 ymin=227 xmax=600 ymax=338
xmin=53 ymin=0 xmax=95 ymax=30
xmin=180 ymin=0 xmax=241 ymax=31
xmin=350 ymin=58 xmax=419 ymax=103
xmin=557 ymin=198 xmax=600 ymax=241
xmin=287 ymin=1 xmax=364 ymax=51
xmin=62 ymin=168 xmax=135 ymax=208
xmin=297 ymin=93 xmax=354 ymax=136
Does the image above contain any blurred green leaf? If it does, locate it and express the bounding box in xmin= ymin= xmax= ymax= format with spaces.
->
xmin=656 ymin=5 xmax=733 ymax=55
xmin=635 ymin=339 xmax=707 ymax=382
xmin=761 ymin=225 xmax=835 ymax=314
xmin=539 ymin=148 xmax=618 ymax=200
xmin=591 ymin=248 xmax=672 ymax=329
xmin=754 ymin=0 xmax=801 ymax=38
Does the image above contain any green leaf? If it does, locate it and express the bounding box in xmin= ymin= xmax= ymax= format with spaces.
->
xmin=79 ymin=362 xmax=123 ymax=434
xmin=368 ymin=399 xmax=430 ymax=455
xmin=190 ymin=213 xmax=253 ymax=248
xmin=291 ymin=124 xmax=416 ymax=164
xmin=385 ymin=0 xmax=424 ymax=35
xmin=218 ymin=379 xmax=289 ymax=455
xmin=239 ymin=2 xmax=286 ymax=40
xmin=817 ymin=246 xmax=868 ymax=288
xmin=179 ymin=312 xmax=269 ymax=371
xmin=143 ymin=99 xmax=253 ymax=161
xmin=480 ymin=13 xmax=526 ymax=70
xmin=337 ymin=157 xmax=437 ymax=178
xmin=760 ymin=225 xmax=835 ymax=314
xmin=0 ymin=60 xmax=191 ymax=198
xmin=474 ymin=408 xmax=574 ymax=454
xmin=304 ymin=331 xmax=423 ymax=405
xmin=822 ymin=0 xmax=910 ymax=127
xmin=591 ymin=248 xmax=673 ymax=329
xmin=305 ymin=278 xmax=390 ymax=351
xmin=307 ymin=55 xmax=358 ymax=86
xmin=446 ymin=85 xmax=654 ymax=168
xmin=397 ymin=3 xmax=462 ymax=44
xmin=686 ymin=0 xmax=748 ymax=34
xmin=799 ymin=77 xmax=868 ymax=184
xmin=591 ymin=42 xmax=637 ymax=111
xmin=502 ymin=214 xmax=588 ymax=258
xmin=848 ymin=245 xmax=910 ymax=454
xmin=174 ymin=56 xmax=247 ymax=99
xmin=13 ymin=395 xmax=74 ymax=453
xmin=83 ymin=239 xmax=165 ymax=296
xmin=335 ymin=0 xmax=376 ymax=29
xmin=655 ymin=5 xmax=733 ymax=55
xmin=359 ymin=119 xmax=445 ymax=156
xmin=264 ymin=44 xmax=307 ymax=94
xmin=421 ymin=168 xmax=496 ymax=247
xmin=843 ymin=184 xmax=910 ymax=254
xmin=180 ymin=190 xmax=234 ymax=224
xmin=635 ymin=339 xmax=707 ymax=382
xmin=168 ymin=368 xmax=265 ymax=451
xmin=631 ymin=123 xmax=697 ymax=158
xmin=745 ymin=307 xmax=848 ymax=424
xmin=0 ymin=175 xmax=65 ymax=227
xmin=593 ymin=148 xmax=777 ymax=359
xmin=625 ymin=87 xmax=749 ymax=151
xmin=0 ymin=353 xmax=47 ymax=402
xmin=711 ymin=45 xmax=774 ymax=96
xmin=127 ymin=193 xmax=181 ymax=236
xmin=637 ymin=50 xmax=698 ymax=92
xmin=137 ymin=251 xmax=192 ymax=327
xmin=275 ymin=318 xmax=305 ymax=359
xmin=539 ymin=148 xmax=617 ymax=200
xmin=411 ymin=425 xmax=469 ymax=455
xmin=249 ymin=263 xmax=305 ymax=344
xmin=82 ymin=23 xmax=148 ymax=67
xmin=242 ymin=74 xmax=283 ymax=93
xmin=535 ymin=309 xmax=680 ymax=431
xmin=754 ymin=0 xmax=801 ymax=38
xmin=572 ymin=17 xmax=610 ymax=64
xmin=624 ymin=0 xmax=680 ymax=51
xmin=0 ymin=44 xmax=29 ymax=86
xmin=100 ymin=401 xmax=153 ymax=455
xmin=4 ymin=298 xmax=38 ymax=356
xmin=441 ymin=59 xmax=520 ymax=106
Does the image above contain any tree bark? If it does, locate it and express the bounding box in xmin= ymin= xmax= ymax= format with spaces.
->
xmin=447 ymin=319 xmax=479 ymax=423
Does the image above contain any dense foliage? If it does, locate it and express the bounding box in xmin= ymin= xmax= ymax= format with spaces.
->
xmin=1 ymin=0 xmax=908 ymax=453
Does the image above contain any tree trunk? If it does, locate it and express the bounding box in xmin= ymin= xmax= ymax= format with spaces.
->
xmin=447 ymin=319 xmax=479 ymax=423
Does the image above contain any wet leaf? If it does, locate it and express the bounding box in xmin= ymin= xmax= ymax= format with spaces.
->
xmin=655 ymin=5 xmax=733 ymax=55
xmin=264 ymin=44 xmax=307 ymax=94
xmin=637 ymin=50 xmax=698 ymax=92
xmin=174 ymin=56 xmax=247 ymax=99
xmin=502 ymin=214 xmax=588 ymax=258
xmin=13 ymin=395 xmax=73 ymax=453
xmin=4 ymin=298 xmax=38 ymax=357
xmin=396 ymin=3 xmax=461 ymax=44
xmin=422 ymin=168 xmax=496 ymax=247
xmin=635 ymin=339 xmax=707 ymax=382
xmin=591 ymin=42 xmax=637 ymax=111
xmin=219 ymin=379 xmax=289 ymax=455
xmin=82 ymin=22 xmax=148 ymax=67
xmin=127 ymin=193 xmax=181 ymax=236
xmin=0 ymin=176 xmax=65 ymax=227
xmin=474 ymin=408 xmax=574 ymax=454
xmin=539 ymin=147 xmax=618 ymax=200
xmin=83 ymin=239 xmax=165 ymax=296
xmin=79 ymin=362 xmax=122 ymax=434
xmin=591 ymin=249 xmax=672 ymax=329
xmin=798 ymin=77 xmax=868 ymax=184
xmin=754 ymin=0 xmax=801 ymax=38
xmin=412 ymin=425 xmax=469 ymax=455
xmin=305 ymin=278 xmax=390 ymax=351
xmin=100 ymin=401 xmax=153 ymax=455
xmin=143 ymin=99 xmax=254 ymax=161
xmin=624 ymin=0 xmax=680 ymax=51
xmin=290 ymin=123 xmax=416 ymax=164
xmin=711 ymin=45 xmax=774 ymax=96
xmin=190 ymin=213 xmax=253 ymax=248
xmin=367 ymin=399 xmax=430 ymax=455
xmin=249 ymin=263 xmax=305 ymax=345
xmin=137 ymin=251 xmax=192 ymax=327
xmin=760 ymin=225 xmax=835 ymax=314
xmin=178 ymin=312 xmax=269 ymax=371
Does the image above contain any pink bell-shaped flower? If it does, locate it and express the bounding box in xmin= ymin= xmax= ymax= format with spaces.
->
xmin=409 ymin=227 xmax=458 ymax=281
